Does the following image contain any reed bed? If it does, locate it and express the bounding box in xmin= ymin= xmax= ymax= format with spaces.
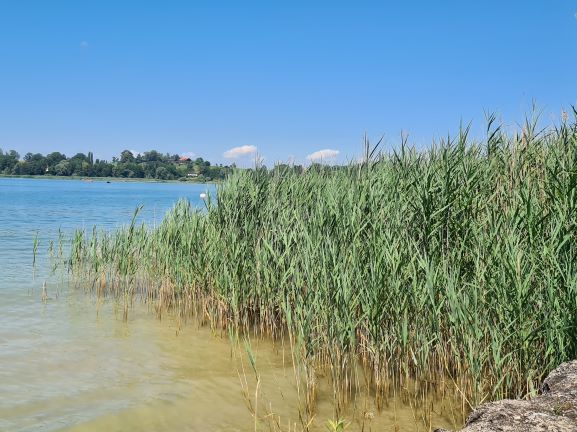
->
xmin=66 ymin=113 xmax=577 ymax=411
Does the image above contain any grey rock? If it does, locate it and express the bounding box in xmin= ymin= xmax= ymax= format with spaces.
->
xmin=434 ymin=361 xmax=577 ymax=432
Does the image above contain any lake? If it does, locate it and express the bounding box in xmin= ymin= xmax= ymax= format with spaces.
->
xmin=0 ymin=178 xmax=460 ymax=432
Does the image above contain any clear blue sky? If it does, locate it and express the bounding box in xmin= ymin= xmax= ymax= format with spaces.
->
xmin=0 ymin=1 xmax=575 ymax=165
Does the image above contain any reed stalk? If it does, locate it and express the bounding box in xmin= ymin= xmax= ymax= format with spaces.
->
xmin=62 ymin=112 xmax=577 ymax=410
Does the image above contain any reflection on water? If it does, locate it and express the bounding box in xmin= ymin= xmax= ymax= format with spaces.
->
xmin=0 ymin=179 xmax=462 ymax=431
xmin=1 ymin=293 xmax=461 ymax=432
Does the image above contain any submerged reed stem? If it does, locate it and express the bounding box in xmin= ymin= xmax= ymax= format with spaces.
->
xmin=62 ymin=113 xmax=577 ymax=411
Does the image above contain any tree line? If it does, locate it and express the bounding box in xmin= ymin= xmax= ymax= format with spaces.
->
xmin=0 ymin=149 xmax=234 ymax=181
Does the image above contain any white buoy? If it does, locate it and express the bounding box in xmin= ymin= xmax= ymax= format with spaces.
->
xmin=200 ymin=193 xmax=207 ymax=200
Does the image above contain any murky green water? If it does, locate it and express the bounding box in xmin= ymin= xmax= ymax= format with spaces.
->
xmin=0 ymin=178 xmax=462 ymax=431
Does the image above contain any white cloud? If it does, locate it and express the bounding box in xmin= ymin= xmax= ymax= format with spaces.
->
xmin=223 ymin=145 xmax=257 ymax=159
xmin=306 ymin=149 xmax=340 ymax=162
xmin=129 ymin=149 xmax=142 ymax=157
xmin=181 ymin=151 xmax=196 ymax=158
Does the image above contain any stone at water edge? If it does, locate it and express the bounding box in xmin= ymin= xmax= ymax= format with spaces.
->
xmin=434 ymin=360 xmax=577 ymax=432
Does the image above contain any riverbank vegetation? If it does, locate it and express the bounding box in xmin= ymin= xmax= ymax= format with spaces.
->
xmin=65 ymin=113 xmax=577 ymax=415
xmin=0 ymin=149 xmax=233 ymax=181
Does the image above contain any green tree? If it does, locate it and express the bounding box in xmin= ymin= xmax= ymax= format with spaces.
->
xmin=53 ymin=160 xmax=72 ymax=176
xmin=155 ymin=166 xmax=171 ymax=180
xmin=46 ymin=152 xmax=66 ymax=166
xmin=0 ymin=149 xmax=20 ymax=173
xmin=120 ymin=150 xmax=135 ymax=163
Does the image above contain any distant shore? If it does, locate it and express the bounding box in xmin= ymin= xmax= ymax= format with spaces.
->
xmin=0 ymin=174 xmax=218 ymax=184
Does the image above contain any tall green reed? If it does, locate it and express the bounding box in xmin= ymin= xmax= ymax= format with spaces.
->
xmin=64 ymin=112 xmax=577 ymax=409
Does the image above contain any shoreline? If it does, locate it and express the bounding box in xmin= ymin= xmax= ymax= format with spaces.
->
xmin=0 ymin=174 xmax=219 ymax=185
